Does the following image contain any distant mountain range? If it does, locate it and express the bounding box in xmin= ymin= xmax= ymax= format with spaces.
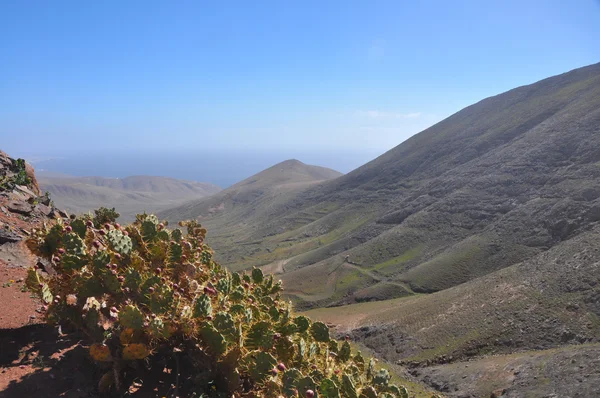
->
xmin=38 ymin=174 xmax=222 ymax=222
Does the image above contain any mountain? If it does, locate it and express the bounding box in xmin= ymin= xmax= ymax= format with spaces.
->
xmin=159 ymin=159 xmax=342 ymax=248
xmin=161 ymin=63 xmax=600 ymax=309
xmin=39 ymin=174 xmax=222 ymax=222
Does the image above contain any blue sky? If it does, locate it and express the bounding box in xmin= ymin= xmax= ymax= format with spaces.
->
xmin=1 ymin=0 xmax=599 ymax=157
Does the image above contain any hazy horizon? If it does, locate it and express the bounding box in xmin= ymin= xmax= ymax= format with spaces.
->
xmin=18 ymin=148 xmax=384 ymax=188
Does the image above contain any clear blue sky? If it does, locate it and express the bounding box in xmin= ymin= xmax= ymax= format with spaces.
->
xmin=1 ymin=0 xmax=599 ymax=156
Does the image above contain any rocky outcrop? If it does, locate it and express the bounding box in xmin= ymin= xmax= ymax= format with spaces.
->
xmin=0 ymin=151 xmax=41 ymax=196
xmin=0 ymin=150 xmax=68 ymax=244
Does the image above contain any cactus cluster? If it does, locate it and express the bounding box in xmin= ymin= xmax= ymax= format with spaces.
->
xmin=26 ymin=212 xmax=420 ymax=397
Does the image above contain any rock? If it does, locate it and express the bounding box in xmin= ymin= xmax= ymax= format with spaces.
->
xmin=7 ymin=200 xmax=33 ymax=215
xmin=57 ymin=209 xmax=69 ymax=218
xmin=490 ymin=389 xmax=506 ymax=398
xmin=7 ymin=190 xmax=31 ymax=202
xmin=0 ymin=229 xmax=22 ymax=244
xmin=24 ymin=162 xmax=41 ymax=195
xmin=37 ymin=257 xmax=56 ymax=275
xmin=39 ymin=194 xmax=51 ymax=206
xmin=35 ymin=204 xmax=53 ymax=217
xmin=14 ymin=184 xmax=37 ymax=199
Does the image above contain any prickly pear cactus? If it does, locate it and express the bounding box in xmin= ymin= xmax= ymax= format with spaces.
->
xmin=193 ymin=294 xmax=212 ymax=318
xmin=320 ymin=378 xmax=341 ymax=398
xmin=25 ymin=211 xmax=413 ymax=397
xmin=388 ymin=385 xmax=409 ymax=398
xmin=310 ymin=321 xmax=330 ymax=342
xmin=122 ymin=343 xmax=150 ymax=360
xmin=106 ymin=228 xmax=132 ymax=255
xmin=373 ymin=368 xmax=391 ymax=387
xmin=251 ymin=267 xmax=264 ymax=283
xmin=119 ymin=305 xmax=144 ymax=330
xmin=341 ymin=374 xmax=358 ymax=398
xmin=89 ymin=344 xmax=112 ymax=362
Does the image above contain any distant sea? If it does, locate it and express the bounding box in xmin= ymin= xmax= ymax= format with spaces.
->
xmin=25 ymin=149 xmax=383 ymax=188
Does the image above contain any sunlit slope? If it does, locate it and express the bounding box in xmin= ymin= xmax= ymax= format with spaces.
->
xmin=304 ymin=223 xmax=600 ymax=364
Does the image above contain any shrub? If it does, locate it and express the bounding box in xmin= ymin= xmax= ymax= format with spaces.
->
xmin=92 ymin=206 xmax=121 ymax=227
xmin=26 ymin=212 xmax=417 ymax=397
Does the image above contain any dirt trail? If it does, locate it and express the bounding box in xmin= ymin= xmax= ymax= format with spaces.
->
xmin=340 ymin=259 xmax=413 ymax=292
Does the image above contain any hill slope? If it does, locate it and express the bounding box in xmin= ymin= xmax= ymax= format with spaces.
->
xmin=160 ymin=63 xmax=600 ymax=309
xmin=39 ymin=174 xmax=222 ymax=222
xmin=159 ymin=160 xmax=343 ymax=257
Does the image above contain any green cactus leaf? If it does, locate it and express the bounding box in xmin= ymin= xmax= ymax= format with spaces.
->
xmin=62 ymin=253 xmax=87 ymax=271
xmin=298 ymin=337 xmax=306 ymax=359
xmin=231 ymin=272 xmax=241 ymax=286
xmin=169 ymin=243 xmax=182 ymax=262
xmin=339 ymin=340 xmax=351 ymax=362
xmin=310 ymin=321 xmax=330 ymax=342
xmin=248 ymin=351 xmax=277 ymax=383
xmin=329 ymin=339 xmax=339 ymax=353
xmin=358 ymin=386 xmax=377 ymax=398
xmin=148 ymin=317 xmax=168 ymax=338
xmin=229 ymin=286 xmax=245 ymax=302
xmin=297 ymin=376 xmax=318 ymax=398
xmin=246 ymin=321 xmax=274 ymax=350
xmin=251 ymin=267 xmax=263 ymax=284
xmin=309 ymin=342 xmax=318 ymax=359
xmin=141 ymin=220 xmax=157 ymax=239
xmin=244 ymin=307 xmax=253 ymax=323
xmin=372 ymin=369 xmax=390 ymax=387
xmin=367 ymin=358 xmax=376 ymax=380
xmin=200 ymin=322 xmax=227 ymax=355
xmin=269 ymin=305 xmax=280 ymax=321
xmin=70 ymin=219 xmax=88 ymax=238
xmin=229 ymin=304 xmax=245 ymax=315
xmin=106 ymin=229 xmax=132 ymax=255
xmin=193 ymin=294 xmax=213 ymax=318
xmin=171 ymin=228 xmax=182 ymax=242
xmin=41 ymin=283 xmax=53 ymax=304
xmin=388 ymin=385 xmax=409 ymax=398
xmin=294 ymin=315 xmax=311 ymax=333
xmin=123 ymin=268 xmax=142 ymax=292
xmin=119 ymin=305 xmax=144 ymax=330
xmin=341 ymin=374 xmax=358 ymax=398
xmin=282 ymin=368 xmax=303 ymax=397
xmin=275 ymin=337 xmax=295 ymax=364
xmin=213 ymin=312 xmax=237 ymax=341
xmin=63 ymin=233 xmax=86 ymax=256
xmin=321 ymin=378 xmax=341 ymax=398
xmin=216 ymin=276 xmax=231 ymax=295
xmin=217 ymin=347 xmax=242 ymax=392
xmin=354 ymin=351 xmax=365 ymax=371
xmin=156 ymin=229 xmax=170 ymax=241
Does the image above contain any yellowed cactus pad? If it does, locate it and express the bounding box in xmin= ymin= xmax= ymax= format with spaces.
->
xmin=89 ymin=343 xmax=112 ymax=362
xmin=122 ymin=343 xmax=150 ymax=360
